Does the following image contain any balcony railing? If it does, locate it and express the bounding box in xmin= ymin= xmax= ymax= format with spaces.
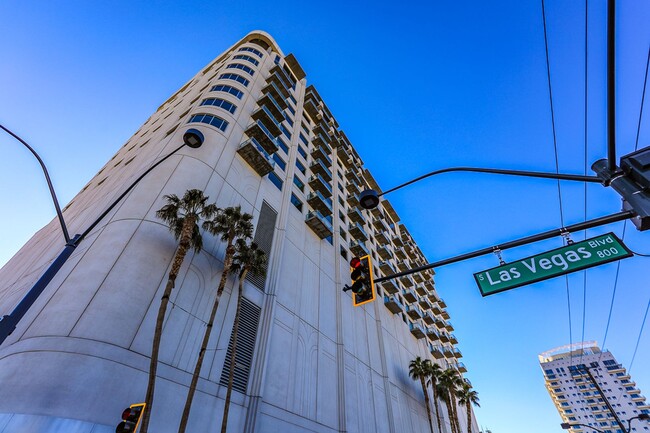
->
xmin=348 ymin=207 xmax=365 ymax=224
xmin=405 ymin=304 xmax=422 ymax=320
xmin=311 ymin=145 xmax=332 ymax=167
xmin=402 ymin=288 xmax=417 ymax=304
xmin=418 ymin=297 xmax=432 ymax=310
xmin=308 ymin=174 xmax=333 ymax=197
xmin=261 ymin=81 xmax=289 ymax=109
xmin=348 ymin=222 xmax=369 ymax=241
xmin=409 ymin=321 xmax=426 ymax=339
xmin=305 ymin=210 xmax=333 ymax=239
xmin=307 ymin=191 xmax=333 ymax=215
xmin=237 ymin=138 xmax=275 ymax=177
xmin=303 ymin=97 xmax=320 ymax=120
xmin=350 ymin=240 xmax=370 ymax=257
xmin=399 ymin=274 xmax=415 ymax=287
xmin=245 ymin=120 xmax=280 ymax=154
xmin=345 ymin=168 xmax=362 ymax=185
xmin=384 ymin=295 xmax=403 ymax=314
xmin=377 ymin=245 xmax=392 ymax=260
xmin=381 ymin=279 xmax=399 ymax=294
xmin=422 ymin=311 xmax=435 ymax=326
xmin=426 ymin=327 xmax=440 ymax=340
xmin=310 ymin=158 xmax=332 ymax=181
xmin=257 ymin=92 xmax=286 ymax=123
xmin=379 ymin=261 xmax=396 ymax=275
xmin=251 ymin=105 xmax=282 ymax=137
xmin=415 ymin=284 xmax=427 ymax=297
xmin=430 ymin=345 xmax=444 ymax=359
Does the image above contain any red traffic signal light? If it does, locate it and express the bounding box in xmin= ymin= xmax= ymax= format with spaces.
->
xmin=116 ymin=403 xmax=145 ymax=433
xmin=343 ymin=255 xmax=376 ymax=307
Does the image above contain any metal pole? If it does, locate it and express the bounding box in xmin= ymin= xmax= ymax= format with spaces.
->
xmin=607 ymin=0 xmax=617 ymax=172
xmin=580 ymin=365 xmax=627 ymax=433
xmin=0 ymin=124 xmax=70 ymax=243
xmin=379 ymin=166 xmax=601 ymax=197
xmin=374 ymin=210 xmax=634 ymax=283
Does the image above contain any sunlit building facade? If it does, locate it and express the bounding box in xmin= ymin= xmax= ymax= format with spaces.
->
xmin=0 ymin=31 xmax=476 ymax=433
xmin=539 ymin=342 xmax=650 ymax=433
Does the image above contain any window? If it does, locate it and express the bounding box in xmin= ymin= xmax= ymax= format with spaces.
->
xmin=272 ymin=154 xmax=286 ymax=171
xmin=293 ymin=175 xmax=304 ymax=192
xmin=277 ymin=137 xmax=289 ymax=154
xmin=219 ymin=73 xmax=250 ymax=87
xmin=188 ymin=114 xmax=229 ymax=132
xmin=299 ymin=133 xmax=309 ymax=146
xmin=210 ymin=84 xmax=244 ymax=99
xmin=238 ymin=46 xmax=263 ymax=58
xmin=200 ymin=98 xmax=237 ymax=114
xmin=226 ymin=63 xmax=255 ymax=76
xmin=233 ymin=54 xmax=259 ymax=66
xmin=284 ymin=116 xmax=294 ymax=127
xmin=268 ymin=171 xmax=283 ymax=190
xmin=290 ymin=193 xmax=303 ymax=211
xmin=340 ymin=246 xmax=348 ymax=259
xmin=297 ymin=145 xmax=308 ymax=159
xmin=296 ymin=160 xmax=306 ymax=175
xmin=286 ymin=104 xmax=295 ymax=116
xmin=280 ymin=124 xmax=292 ymax=139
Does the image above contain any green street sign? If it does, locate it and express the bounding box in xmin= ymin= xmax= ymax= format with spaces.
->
xmin=474 ymin=232 xmax=633 ymax=296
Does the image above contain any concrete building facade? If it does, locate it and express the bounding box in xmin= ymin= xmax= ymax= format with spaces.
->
xmin=539 ymin=342 xmax=650 ymax=433
xmin=0 ymin=31 xmax=476 ymax=433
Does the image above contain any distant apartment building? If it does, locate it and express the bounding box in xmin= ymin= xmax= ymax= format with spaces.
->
xmin=539 ymin=342 xmax=650 ymax=433
xmin=0 ymin=31 xmax=477 ymax=432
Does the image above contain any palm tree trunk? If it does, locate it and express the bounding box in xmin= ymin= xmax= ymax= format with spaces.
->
xmin=466 ymin=402 xmax=472 ymax=433
xmin=443 ymin=397 xmax=456 ymax=433
xmin=450 ymin=393 xmax=460 ymax=433
xmin=140 ymin=216 xmax=196 ymax=433
xmin=432 ymin=387 xmax=442 ymax=433
xmin=220 ymin=268 xmax=247 ymax=433
xmin=420 ymin=377 xmax=435 ymax=433
xmin=177 ymin=244 xmax=235 ymax=433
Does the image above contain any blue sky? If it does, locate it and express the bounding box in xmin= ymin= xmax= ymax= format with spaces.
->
xmin=0 ymin=1 xmax=649 ymax=432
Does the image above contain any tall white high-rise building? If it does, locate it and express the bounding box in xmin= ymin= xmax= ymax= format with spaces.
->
xmin=0 ymin=31 xmax=476 ymax=433
xmin=539 ymin=342 xmax=650 ymax=433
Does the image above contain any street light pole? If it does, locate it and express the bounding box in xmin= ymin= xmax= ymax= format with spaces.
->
xmin=0 ymin=128 xmax=205 ymax=346
xmin=560 ymin=422 xmax=604 ymax=433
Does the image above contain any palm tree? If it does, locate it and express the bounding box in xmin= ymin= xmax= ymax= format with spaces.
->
xmin=177 ymin=206 xmax=253 ymax=433
xmin=220 ymin=240 xmax=267 ymax=433
xmin=409 ymin=357 xmax=435 ymax=433
xmin=438 ymin=368 xmax=463 ymax=433
xmin=140 ymin=189 xmax=217 ymax=433
xmin=457 ymin=382 xmax=479 ymax=433
xmin=425 ymin=361 xmax=444 ymax=433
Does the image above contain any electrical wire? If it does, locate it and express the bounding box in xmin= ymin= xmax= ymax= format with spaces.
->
xmin=541 ymin=0 xmax=573 ymax=356
xmin=579 ymin=0 xmax=589 ymax=370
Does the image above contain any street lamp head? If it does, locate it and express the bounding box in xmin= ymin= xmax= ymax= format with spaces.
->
xmin=638 ymin=413 xmax=650 ymax=421
xmin=359 ymin=189 xmax=379 ymax=210
xmin=560 ymin=423 xmax=571 ymax=430
xmin=183 ymin=128 xmax=204 ymax=148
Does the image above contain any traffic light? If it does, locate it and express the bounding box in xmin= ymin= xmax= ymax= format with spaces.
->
xmin=116 ymin=403 xmax=145 ymax=433
xmin=343 ymin=255 xmax=376 ymax=307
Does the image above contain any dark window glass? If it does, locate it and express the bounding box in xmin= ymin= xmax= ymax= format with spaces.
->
xmin=272 ymin=154 xmax=286 ymax=171
xmin=299 ymin=133 xmax=309 ymax=146
xmin=238 ymin=46 xmax=263 ymax=58
xmin=200 ymin=98 xmax=237 ymax=114
xmin=297 ymin=145 xmax=308 ymax=159
xmin=286 ymin=104 xmax=296 ymax=116
xmin=233 ymin=54 xmax=259 ymax=66
xmin=188 ymin=113 xmax=229 ymax=132
xmin=226 ymin=63 xmax=255 ymax=76
xmin=290 ymin=193 xmax=303 ymax=211
xmin=268 ymin=171 xmax=283 ymax=190
xmin=219 ymin=73 xmax=250 ymax=87
xmin=285 ymin=117 xmax=294 ymax=127
xmin=210 ymin=84 xmax=244 ymax=99
xmin=280 ymin=124 xmax=292 ymax=139
xmin=293 ymin=175 xmax=304 ymax=191
xmin=277 ymin=137 xmax=289 ymax=154
xmin=296 ymin=160 xmax=306 ymax=175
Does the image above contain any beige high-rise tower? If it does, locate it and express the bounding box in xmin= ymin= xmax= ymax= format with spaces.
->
xmin=0 ymin=31 xmax=476 ymax=433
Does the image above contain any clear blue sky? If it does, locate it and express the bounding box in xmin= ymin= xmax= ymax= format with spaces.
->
xmin=0 ymin=1 xmax=649 ymax=432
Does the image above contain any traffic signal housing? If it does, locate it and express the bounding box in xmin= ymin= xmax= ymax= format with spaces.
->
xmin=343 ymin=255 xmax=376 ymax=307
xmin=116 ymin=403 xmax=145 ymax=433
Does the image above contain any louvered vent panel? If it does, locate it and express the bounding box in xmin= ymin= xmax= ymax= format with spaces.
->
xmin=219 ymin=298 xmax=261 ymax=393
xmin=247 ymin=201 xmax=276 ymax=290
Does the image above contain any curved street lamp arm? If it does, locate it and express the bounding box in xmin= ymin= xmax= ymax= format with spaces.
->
xmin=379 ymin=166 xmax=602 ymax=197
xmin=1 ymin=124 xmax=70 ymax=243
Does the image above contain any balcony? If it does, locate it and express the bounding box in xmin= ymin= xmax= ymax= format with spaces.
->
xmin=439 ymin=298 xmax=447 ymax=308
xmin=456 ymin=362 xmax=467 ymax=373
xmin=307 ymin=191 xmax=333 ymax=215
xmin=269 ymin=65 xmax=294 ymax=95
xmin=373 ymin=217 xmax=389 ymax=232
xmin=422 ymin=311 xmax=435 ymax=326
xmin=261 ymin=81 xmax=289 ymax=109
xmin=441 ymin=309 xmax=450 ymax=320
xmin=424 ymin=280 xmax=435 ymax=292
xmin=392 ymin=235 xmax=404 ymax=248
xmin=346 ymin=193 xmax=359 ymax=208
xmin=418 ymin=297 xmax=432 ymax=310
xmin=405 ymin=304 xmax=422 ymax=320
xmin=397 ymin=260 xmax=410 ymax=272
xmin=449 ymin=334 xmax=458 ymax=344
xmin=251 ymin=105 xmax=282 ymax=137
xmin=443 ymin=346 xmax=455 ymax=359
xmin=379 ymin=261 xmax=396 ymax=276
xmin=237 ymin=138 xmax=275 ymax=177
xmin=338 ymin=145 xmax=352 ymax=168
xmin=303 ymin=97 xmax=321 ymax=120
xmin=377 ymin=244 xmax=392 ymax=260
xmin=431 ymin=302 xmax=442 ymax=315
xmin=346 ymin=180 xmax=360 ymax=195
xmin=310 ymin=158 xmax=332 ymax=181
xmin=245 ymin=121 xmax=280 ymax=155
xmin=384 ymin=295 xmax=403 ymax=314
xmin=350 ymin=240 xmax=370 ymax=257
xmin=399 ymin=274 xmax=415 ymax=288
xmin=435 ymin=317 xmax=448 ymax=330
xmin=311 ymin=145 xmax=333 ymax=167
xmin=412 ymin=272 xmax=424 ymax=284
xmin=409 ymin=321 xmax=426 ymax=339
xmin=394 ymin=247 xmax=407 ymax=260
xmin=313 ymin=131 xmax=333 ymax=152
xmin=606 ymin=364 xmax=625 ymax=374
xmin=439 ymin=331 xmax=450 ymax=343
xmin=375 ymin=231 xmax=389 ymax=245
xmin=430 ymin=345 xmax=444 ymax=359
xmin=381 ymin=279 xmax=399 ymax=295
xmin=402 ymin=288 xmax=418 ymax=304
xmin=308 ymin=174 xmax=333 ymax=197
xmin=345 ymin=168 xmax=362 ymax=185
xmin=257 ymin=92 xmax=286 ymax=123
xmin=348 ymin=207 xmax=365 ymax=224
xmin=415 ymin=284 xmax=427 ymax=296
xmin=313 ymin=123 xmax=332 ymax=142
xmin=426 ymin=327 xmax=440 ymax=341
xmin=348 ymin=222 xmax=369 ymax=241
xmin=453 ymin=347 xmax=463 ymax=358
xmin=305 ymin=210 xmax=333 ymax=239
